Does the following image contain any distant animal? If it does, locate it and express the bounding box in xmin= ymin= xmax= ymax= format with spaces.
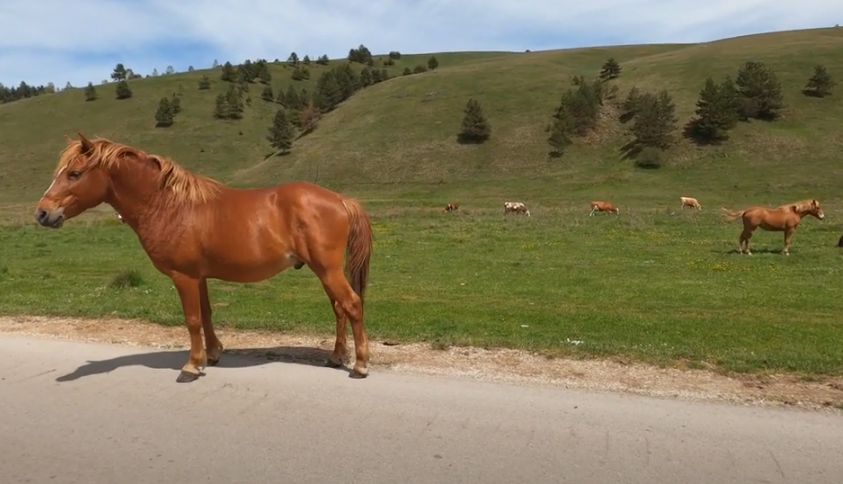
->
xmin=504 ymin=201 xmax=531 ymax=216
xmin=837 ymin=233 xmax=843 ymax=248
xmin=721 ymin=199 xmax=824 ymax=255
xmin=34 ymin=132 xmax=374 ymax=383
xmin=589 ymin=201 xmax=619 ymax=216
xmin=444 ymin=203 xmax=460 ymax=213
xmin=680 ymin=196 xmax=702 ymax=211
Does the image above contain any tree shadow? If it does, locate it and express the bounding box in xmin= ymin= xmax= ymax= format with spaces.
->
xmin=456 ymin=133 xmax=488 ymax=145
xmin=681 ymin=119 xmax=730 ymax=147
xmin=618 ymin=140 xmax=641 ymax=161
xmin=55 ymin=345 xmax=351 ymax=383
xmin=263 ymin=150 xmax=291 ymax=160
xmin=801 ymin=88 xmax=830 ymax=98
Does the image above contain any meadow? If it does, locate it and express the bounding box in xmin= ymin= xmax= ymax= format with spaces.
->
xmin=2 ymin=195 xmax=842 ymax=377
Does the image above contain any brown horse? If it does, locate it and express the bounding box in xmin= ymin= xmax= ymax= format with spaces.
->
xmin=721 ymin=199 xmax=824 ymax=255
xmin=34 ymin=133 xmax=374 ymax=382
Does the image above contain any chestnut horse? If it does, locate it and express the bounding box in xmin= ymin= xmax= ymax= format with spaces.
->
xmin=721 ymin=199 xmax=824 ymax=255
xmin=34 ymin=133 xmax=374 ymax=382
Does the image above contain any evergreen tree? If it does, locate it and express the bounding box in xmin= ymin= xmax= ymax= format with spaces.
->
xmin=220 ymin=61 xmax=236 ymax=82
xmin=735 ymin=60 xmax=784 ymax=120
xmin=258 ymin=66 xmax=272 ymax=84
xmin=599 ymin=58 xmax=622 ymax=81
xmin=261 ymin=84 xmax=274 ymax=102
xmin=629 ymin=90 xmax=677 ymax=150
xmin=198 ymin=75 xmax=211 ymax=90
xmin=427 ymin=56 xmax=439 ymax=70
xmin=266 ymin=107 xmax=295 ymax=154
xmin=546 ymin=102 xmax=575 ymax=157
xmin=302 ymin=55 xmax=311 ymax=65
xmin=685 ymin=76 xmax=739 ymax=144
xmin=458 ymin=98 xmax=491 ymax=143
xmin=620 ymin=86 xmax=642 ymax=123
xmin=283 ymin=84 xmax=300 ymax=109
xmin=803 ymin=64 xmax=835 ymax=98
xmin=403 ymin=67 xmax=412 ymax=76
xmin=84 ymin=82 xmax=97 ymax=101
xmin=115 ymin=80 xmax=132 ymax=100
xmin=360 ymin=67 xmax=373 ymax=87
xmin=169 ymin=93 xmax=182 ymax=114
xmin=111 ymin=63 xmax=127 ymax=81
xmin=155 ymin=97 xmax=174 ymax=127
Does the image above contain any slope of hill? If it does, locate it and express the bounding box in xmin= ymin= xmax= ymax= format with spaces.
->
xmin=1 ymin=27 xmax=842 ymax=206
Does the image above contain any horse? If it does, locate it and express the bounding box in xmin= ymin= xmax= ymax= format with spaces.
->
xmin=680 ymin=196 xmax=701 ymax=211
xmin=720 ymin=199 xmax=824 ymax=255
xmin=34 ymin=133 xmax=374 ymax=383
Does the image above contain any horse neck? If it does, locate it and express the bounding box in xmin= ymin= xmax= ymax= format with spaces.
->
xmin=105 ymin=162 xmax=171 ymax=227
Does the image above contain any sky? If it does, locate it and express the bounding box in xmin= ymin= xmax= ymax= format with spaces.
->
xmin=0 ymin=0 xmax=839 ymax=88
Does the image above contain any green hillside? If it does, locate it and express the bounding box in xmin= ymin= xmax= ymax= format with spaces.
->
xmin=2 ymin=27 xmax=842 ymax=208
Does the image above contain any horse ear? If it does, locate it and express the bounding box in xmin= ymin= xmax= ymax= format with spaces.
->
xmin=77 ymin=132 xmax=93 ymax=153
xmin=64 ymin=134 xmax=74 ymax=146
xmin=790 ymin=205 xmax=798 ymax=212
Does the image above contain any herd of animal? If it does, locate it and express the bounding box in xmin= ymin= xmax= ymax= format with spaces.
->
xmin=444 ymin=196 xmax=830 ymax=256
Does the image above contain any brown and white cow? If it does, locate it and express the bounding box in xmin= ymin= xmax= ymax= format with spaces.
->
xmin=504 ymin=201 xmax=531 ymax=216
xmin=589 ymin=200 xmax=619 ymax=216
xmin=680 ymin=196 xmax=702 ymax=211
xmin=444 ymin=203 xmax=460 ymax=213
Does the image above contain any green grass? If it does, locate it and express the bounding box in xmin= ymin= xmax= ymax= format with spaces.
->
xmin=2 ymin=27 xmax=843 ymax=377
xmin=2 ymin=202 xmax=842 ymax=376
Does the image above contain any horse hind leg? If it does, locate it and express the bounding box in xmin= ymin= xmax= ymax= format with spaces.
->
xmin=739 ymin=228 xmax=754 ymax=255
xmin=324 ymin=297 xmax=350 ymax=368
xmin=316 ymin=268 xmax=369 ymax=378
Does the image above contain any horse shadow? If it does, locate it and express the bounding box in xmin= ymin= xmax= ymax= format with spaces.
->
xmin=721 ymin=247 xmax=787 ymax=255
xmin=54 ymin=345 xmax=351 ymax=382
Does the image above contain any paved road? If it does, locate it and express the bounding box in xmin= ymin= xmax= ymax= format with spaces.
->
xmin=1 ymin=335 xmax=842 ymax=484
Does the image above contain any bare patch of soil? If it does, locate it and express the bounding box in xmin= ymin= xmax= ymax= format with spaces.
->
xmin=2 ymin=314 xmax=842 ymax=411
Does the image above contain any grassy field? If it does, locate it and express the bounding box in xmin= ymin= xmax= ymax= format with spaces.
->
xmin=2 ymin=27 xmax=843 ymax=377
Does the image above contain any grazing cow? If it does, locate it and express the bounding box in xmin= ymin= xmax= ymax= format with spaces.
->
xmin=721 ymin=199 xmax=824 ymax=255
xmin=589 ymin=200 xmax=619 ymax=216
xmin=444 ymin=203 xmax=460 ymax=213
xmin=680 ymin=196 xmax=702 ymax=211
xmin=504 ymin=202 xmax=531 ymax=216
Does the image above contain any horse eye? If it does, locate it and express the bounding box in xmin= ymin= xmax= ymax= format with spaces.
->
xmin=68 ymin=171 xmax=82 ymax=180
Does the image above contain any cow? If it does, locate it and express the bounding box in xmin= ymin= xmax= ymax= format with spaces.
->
xmin=680 ymin=196 xmax=702 ymax=210
xmin=504 ymin=202 xmax=531 ymax=216
xmin=444 ymin=203 xmax=460 ymax=213
xmin=589 ymin=200 xmax=619 ymax=216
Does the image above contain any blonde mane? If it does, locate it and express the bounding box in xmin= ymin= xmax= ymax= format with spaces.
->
xmin=57 ymin=137 xmax=223 ymax=204
xmin=778 ymin=199 xmax=819 ymax=213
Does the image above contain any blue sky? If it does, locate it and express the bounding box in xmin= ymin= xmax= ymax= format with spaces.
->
xmin=0 ymin=0 xmax=839 ymax=88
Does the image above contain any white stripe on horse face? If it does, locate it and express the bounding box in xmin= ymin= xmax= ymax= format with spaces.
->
xmin=43 ymin=167 xmax=66 ymax=197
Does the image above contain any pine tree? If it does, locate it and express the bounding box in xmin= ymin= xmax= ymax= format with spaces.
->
xmin=735 ymin=60 xmax=784 ymax=120
xmin=220 ymin=62 xmax=236 ymax=82
xmin=458 ymin=98 xmax=491 ymax=143
xmin=266 ymin=107 xmax=295 ymax=154
xmin=360 ymin=67 xmax=373 ymax=87
xmin=620 ymin=86 xmax=641 ymax=123
xmin=115 ymin=80 xmax=132 ymax=100
xmin=261 ymin=84 xmax=274 ymax=102
xmin=427 ymin=56 xmax=439 ymax=70
xmin=804 ymin=64 xmax=835 ymax=98
xmin=155 ymin=97 xmax=174 ymax=127
xmin=599 ymin=58 xmax=622 ymax=81
xmin=169 ymin=93 xmax=182 ymax=114
xmin=84 ymin=82 xmax=97 ymax=101
xmin=547 ymin=101 xmax=575 ymax=157
xmin=198 ymin=75 xmax=211 ymax=90
xmin=629 ymin=90 xmax=677 ymax=150
xmin=685 ymin=76 xmax=740 ymax=144
xmin=111 ymin=63 xmax=127 ymax=81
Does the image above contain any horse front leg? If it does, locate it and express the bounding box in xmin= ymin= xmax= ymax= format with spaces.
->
xmin=783 ymin=229 xmax=794 ymax=256
xmin=171 ymin=273 xmax=207 ymax=383
xmin=199 ymin=278 xmax=225 ymax=366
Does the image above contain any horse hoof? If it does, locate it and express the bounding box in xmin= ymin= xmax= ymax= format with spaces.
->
xmin=349 ymin=367 xmax=369 ymax=379
xmin=207 ymin=358 xmax=219 ymax=367
xmin=176 ymin=370 xmax=200 ymax=383
xmin=325 ymin=358 xmax=344 ymax=369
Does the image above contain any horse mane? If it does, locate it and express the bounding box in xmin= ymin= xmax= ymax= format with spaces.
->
xmin=779 ymin=199 xmax=818 ymax=213
xmin=56 ymin=137 xmax=223 ymax=204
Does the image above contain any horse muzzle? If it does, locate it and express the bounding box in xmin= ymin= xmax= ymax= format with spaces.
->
xmin=35 ymin=208 xmax=65 ymax=228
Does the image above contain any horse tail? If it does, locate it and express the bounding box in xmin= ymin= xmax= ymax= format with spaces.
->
xmin=720 ymin=207 xmax=744 ymax=220
xmin=342 ymin=198 xmax=373 ymax=305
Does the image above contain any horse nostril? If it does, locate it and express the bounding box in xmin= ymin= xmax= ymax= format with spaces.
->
xmin=35 ymin=210 xmax=48 ymax=224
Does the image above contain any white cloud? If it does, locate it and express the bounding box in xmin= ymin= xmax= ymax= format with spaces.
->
xmin=0 ymin=0 xmax=839 ymax=87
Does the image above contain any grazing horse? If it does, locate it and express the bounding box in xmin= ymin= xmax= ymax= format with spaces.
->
xmin=589 ymin=200 xmax=619 ymax=216
xmin=680 ymin=196 xmax=701 ymax=211
xmin=721 ymin=199 xmax=824 ymax=255
xmin=34 ymin=133 xmax=374 ymax=382
xmin=504 ymin=201 xmax=530 ymax=216
xmin=443 ymin=203 xmax=460 ymax=213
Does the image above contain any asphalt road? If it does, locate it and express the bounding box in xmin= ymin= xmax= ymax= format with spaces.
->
xmin=1 ymin=335 xmax=842 ymax=484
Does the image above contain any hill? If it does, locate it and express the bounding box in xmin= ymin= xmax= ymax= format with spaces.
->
xmin=1 ymin=27 xmax=842 ymax=208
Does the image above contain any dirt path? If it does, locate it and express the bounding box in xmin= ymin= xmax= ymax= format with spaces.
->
xmin=2 ymin=314 xmax=841 ymax=411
